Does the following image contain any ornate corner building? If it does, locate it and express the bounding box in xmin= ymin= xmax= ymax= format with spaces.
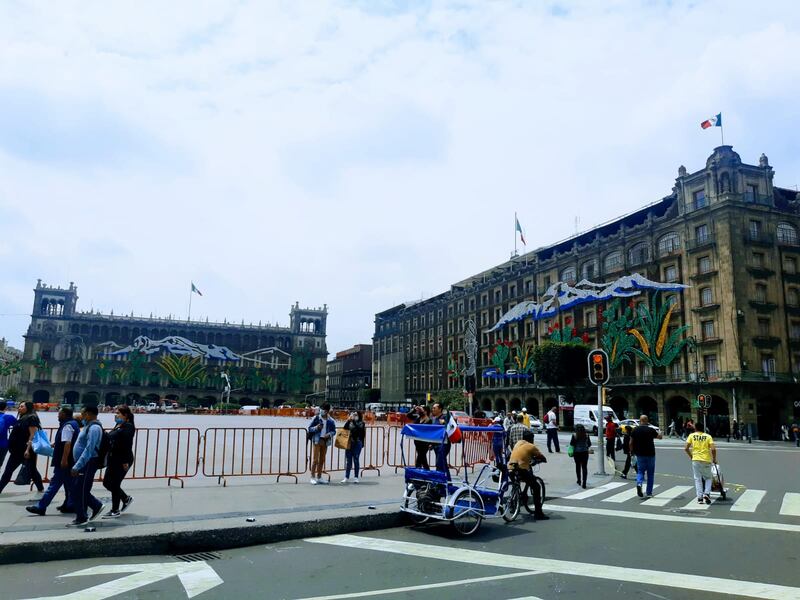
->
xmin=373 ymin=146 xmax=800 ymax=440
xmin=20 ymin=281 xmax=328 ymax=408
xmin=0 ymin=338 xmax=23 ymax=394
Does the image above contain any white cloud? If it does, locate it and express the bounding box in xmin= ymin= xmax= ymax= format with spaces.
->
xmin=0 ymin=0 xmax=799 ymax=354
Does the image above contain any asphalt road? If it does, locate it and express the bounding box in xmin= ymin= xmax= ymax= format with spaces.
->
xmin=2 ymin=441 xmax=798 ymax=600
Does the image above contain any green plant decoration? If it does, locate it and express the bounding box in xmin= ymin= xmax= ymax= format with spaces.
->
xmin=158 ymin=355 xmax=206 ymax=387
xmin=95 ymin=361 xmax=112 ymax=385
xmin=513 ymin=341 xmax=536 ymax=374
xmin=0 ymin=358 xmax=22 ymax=378
xmin=489 ymin=341 xmax=512 ymax=373
xmin=600 ymin=299 xmax=638 ymax=370
xmin=447 ymin=352 xmax=461 ymax=380
xmin=629 ymin=296 xmax=692 ymax=367
xmin=282 ymin=348 xmax=314 ymax=394
xmin=127 ymin=351 xmax=148 ymax=385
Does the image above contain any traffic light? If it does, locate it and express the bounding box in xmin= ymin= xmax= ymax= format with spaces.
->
xmin=697 ymin=394 xmax=711 ymax=409
xmin=587 ymin=349 xmax=610 ymax=385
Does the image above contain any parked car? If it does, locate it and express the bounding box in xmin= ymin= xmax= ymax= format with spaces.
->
xmin=619 ymin=418 xmax=661 ymax=434
xmin=147 ymin=402 xmax=164 ymax=414
xmin=530 ymin=417 xmax=543 ymax=433
xmin=450 ymin=410 xmax=472 ymax=424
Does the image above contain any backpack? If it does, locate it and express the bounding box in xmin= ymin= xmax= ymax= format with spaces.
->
xmin=88 ymin=421 xmax=111 ymax=468
xmin=543 ymin=412 xmax=550 ymax=424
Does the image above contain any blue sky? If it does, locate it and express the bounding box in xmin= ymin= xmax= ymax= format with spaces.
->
xmin=0 ymin=0 xmax=799 ymax=356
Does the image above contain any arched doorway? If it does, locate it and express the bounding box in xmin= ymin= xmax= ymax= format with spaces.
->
xmin=756 ymin=396 xmax=780 ymax=440
xmin=609 ymin=396 xmax=628 ymax=420
xmin=524 ymin=397 xmax=540 ymax=417
xmin=32 ymin=390 xmax=50 ymax=404
xmin=259 ymin=398 xmax=271 ymax=408
xmin=494 ymin=398 xmax=507 ymax=412
xmin=705 ymin=395 xmax=729 ymax=437
xmin=201 ymin=396 xmax=216 ymax=408
xmin=105 ymin=392 xmax=121 ymax=407
xmin=509 ymin=397 xmax=521 ymax=411
xmin=185 ymin=395 xmax=200 ymax=408
xmin=63 ymin=390 xmax=80 ymax=407
xmin=126 ymin=392 xmax=141 ymax=407
xmin=82 ymin=392 xmax=99 ymax=407
xmin=636 ymin=396 xmax=658 ymax=425
xmin=666 ymin=396 xmax=691 ymax=427
xmin=481 ymin=397 xmax=492 ymax=411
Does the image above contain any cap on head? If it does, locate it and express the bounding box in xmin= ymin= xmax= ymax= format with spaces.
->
xmin=522 ymin=408 xmax=528 ymax=413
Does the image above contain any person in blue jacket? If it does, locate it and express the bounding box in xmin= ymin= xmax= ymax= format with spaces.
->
xmin=308 ymin=403 xmax=336 ymax=485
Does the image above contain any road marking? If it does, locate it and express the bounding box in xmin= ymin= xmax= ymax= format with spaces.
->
xmin=291 ymin=571 xmax=541 ymax=599
xmin=645 ymin=485 xmax=693 ymax=507
xmin=780 ymin=493 xmax=800 ymax=517
xmin=562 ymin=482 xmax=626 ymax=500
xmin=731 ymin=490 xmax=767 ymax=513
xmin=308 ymin=534 xmax=800 ymax=600
xmin=22 ymin=562 xmax=223 ymax=600
xmin=546 ymin=504 xmax=800 ymax=533
xmin=603 ymin=484 xmax=660 ymax=503
xmin=681 ymin=497 xmax=713 ymax=511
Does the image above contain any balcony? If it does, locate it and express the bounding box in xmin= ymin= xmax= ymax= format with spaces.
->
xmin=752 ymin=335 xmax=781 ymax=348
xmin=628 ymin=250 xmax=653 ymax=268
xmin=697 ymin=336 xmax=723 ymax=346
xmin=691 ymin=303 xmax=720 ymax=314
xmin=744 ymin=232 xmax=774 ymax=246
xmin=790 ymin=337 xmax=800 ymax=350
xmin=749 ymin=300 xmax=777 ymax=312
xmin=657 ymin=244 xmax=682 ymax=258
xmin=746 ymin=265 xmax=776 ymax=278
xmin=690 ymin=269 xmax=718 ymax=281
xmin=685 ymin=200 xmax=710 ymax=213
xmin=685 ymin=235 xmax=715 ymax=252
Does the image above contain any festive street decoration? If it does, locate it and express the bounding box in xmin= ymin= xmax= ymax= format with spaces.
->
xmin=628 ymin=298 xmax=692 ymax=367
xmin=547 ymin=317 xmax=591 ymax=344
xmin=106 ymin=335 xmax=242 ymax=361
xmin=490 ymin=273 xmax=688 ymax=331
xmin=447 ymin=353 xmax=461 ymax=380
xmin=0 ymin=357 xmax=22 ymax=378
xmin=512 ymin=341 xmax=536 ymax=374
xmin=157 ymin=354 xmax=206 ymax=387
xmin=600 ymin=300 xmax=638 ymax=369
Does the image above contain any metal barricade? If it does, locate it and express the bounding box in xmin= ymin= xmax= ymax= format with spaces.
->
xmin=202 ymin=427 xmax=307 ymax=485
xmin=317 ymin=425 xmax=386 ymax=480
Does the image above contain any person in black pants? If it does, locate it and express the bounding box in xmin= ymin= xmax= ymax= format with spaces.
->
xmin=0 ymin=401 xmax=44 ymax=494
xmin=620 ymin=424 xmax=634 ymax=478
xmin=26 ymin=406 xmax=80 ymax=515
xmin=102 ymin=405 xmax=136 ymax=518
xmin=570 ymin=424 xmax=591 ymax=488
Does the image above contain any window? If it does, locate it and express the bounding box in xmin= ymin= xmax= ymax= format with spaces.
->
xmin=745 ymin=183 xmax=758 ymax=203
xmin=628 ymin=242 xmax=649 ymax=266
xmin=761 ymin=355 xmax=776 ymax=376
xmin=604 ymin=252 xmax=623 ymax=272
xmin=791 ymin=322 xmax=800 ymax=340
xmin=560 ymin=267 xmax=576 ymax=285
xmin=495 ymin=290 xmax=501 ymax=303
xmin=753 ymin=252 xmax=766 ymax=268
xmin=789 ymin=288 xmax=799 ymax=307
xmin=695 ymin=224 xmax=709 ymax=243
xmin=585 ymin=310 xmax=597 ymax=327
xmin=777 ymin=222 xmax=798 ymax=245
xmin=757 ymin=318 xmax=770 ymax=337
xmin=704 ymin=354 xmax=718 ymax=377
xmin=581 ymin=260 xmax=597 ymax=280
xmin=697 ymin=256 xmax=712 ymax=274
xmin=700 ymin=287 xmax=713 ymax=306
xmin=525 ymin=280 xmax=534 ymax=294
xmin=693 ymin=189 xmax=707 ymax=209
xmin=509 ymin=284 xmax=516 ymax=297
xmin=543 ymin=275 xmax=551 ymax=290
xmin=754 ymin=283 xmax=767 ymax=303
xmin=666 ymin=294 xmax=678 ymax=307
xmin=657 ymin=232 xmax=680 ymax=256
xmin=784 ymin=257 xmax=797 ymax=274
xmin=664 ymin=265 xmax=678 ymax=282
xmin=749 ymin=220 xmax=762 ymax=241
xmin=702 ymin=320 xmax=715 ymax=340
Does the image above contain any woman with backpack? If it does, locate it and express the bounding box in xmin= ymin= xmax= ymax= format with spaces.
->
xmin=102 ymin=405 xmax=136 ymax=518
xmin=0 ymin=401 xmax=44 ymax=494
xmin=569 ymin=424 xmax=592 ymax=489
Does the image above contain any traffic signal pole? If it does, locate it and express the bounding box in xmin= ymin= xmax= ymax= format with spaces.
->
xmin=597 ymin=383 xmax=605 ymax=475
xmin=587 ymin=348 xmax=610 ymax=476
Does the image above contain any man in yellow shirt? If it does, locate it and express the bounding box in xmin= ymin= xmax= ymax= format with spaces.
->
xmin=521 ymin=408 xmax=531 ymax=429
xmin=508 ymin=430 xmax=548 ymax=520
xmin=684 ymin=422 xmax=717 ymax=504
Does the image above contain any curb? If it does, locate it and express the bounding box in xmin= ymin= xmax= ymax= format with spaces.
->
xmin=0 ymin=510 xmax=404 ymax=566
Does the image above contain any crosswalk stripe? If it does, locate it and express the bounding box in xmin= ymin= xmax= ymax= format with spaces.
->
xmin=645 ymin=485 xmax=693 ymax=507
xmin=603 ymin=484 xmax=660 ymax=503
xmin=731 ymin=490 xmax=767 ymax=513
xmin=681 ymin=497 xmax=714 ymax=511
xmin=779 ymin=493 xmax=800 ymax=517
xmin=562 ymin=482 xmax=626 ymax=500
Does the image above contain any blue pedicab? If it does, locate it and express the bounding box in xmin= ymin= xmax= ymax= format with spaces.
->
xmin=399 ymin=423 xmax=517 ymax=535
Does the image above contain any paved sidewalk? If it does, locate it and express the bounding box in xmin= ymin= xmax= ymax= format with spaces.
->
xmin=0 ymin=447 xmax=612 ymax=564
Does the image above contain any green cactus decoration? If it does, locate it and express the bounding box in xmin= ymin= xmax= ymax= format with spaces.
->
xmin=629 ymin=295 xmax=692 ymax=367
xmin=600 ymin=299 xmax=638 ymax=370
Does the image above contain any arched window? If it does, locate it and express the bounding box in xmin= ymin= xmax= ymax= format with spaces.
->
xmin=604 ymin=251 xmax=623 ymax=273
xmin=560 ymin=267 xmax=576 ymax=285
xmin=777 ymin=222 xmax=798 ymax=245
xmin=628 ymin=242 xmax=650 ymax=266
xmin=581 ymin=259 xmax=598 ymax=281
xmin=657 ymin=232 xmax=681 ymax=256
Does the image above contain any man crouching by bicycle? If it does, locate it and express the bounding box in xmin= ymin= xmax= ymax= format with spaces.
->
xmin=508 ymin=430 xmax=549 ymax=520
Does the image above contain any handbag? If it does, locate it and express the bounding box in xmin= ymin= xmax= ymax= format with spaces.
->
xmin=615 ymin=437 xmax=623 ymax=452
xmin=334 ymin=428 xmax=350 ymax=450
xmin=567 ymin=444 xmax=575 ymax=457
xmin=32 ymin=429 xmax=53 ymax=457
xmin=14 ymin=464 xmax=32 ymax=486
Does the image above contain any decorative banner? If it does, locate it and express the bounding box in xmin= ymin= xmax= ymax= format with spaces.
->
xmin=106 ymin=335 xmax=243 ymax=361
xmin=490 ymin=273 xmax=689 ymax=331
xmin=158 ymin=355 xmax=206 ymax=386
xmin=464 ymin=319 xmax=477 ymax=377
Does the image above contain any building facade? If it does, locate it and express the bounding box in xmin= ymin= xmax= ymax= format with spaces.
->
xmin=0 ymin=337 xmax=23 ymax=395
xmin=373 ymin=147 xmax=800 ymax=439
xmin=326 ymin=344 xmax=372 ymax=408
xmin=20 ymin=281 xmax=328 ymax=408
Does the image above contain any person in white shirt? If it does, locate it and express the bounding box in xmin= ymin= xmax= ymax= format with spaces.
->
xmin=545 ymin=407 xmax=560 ymax=453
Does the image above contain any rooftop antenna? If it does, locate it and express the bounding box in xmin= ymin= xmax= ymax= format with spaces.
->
xmin=575 ymin=216 xmax=580 ymax=235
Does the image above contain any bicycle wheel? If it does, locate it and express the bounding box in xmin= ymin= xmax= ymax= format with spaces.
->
xmin=502 ymin=485 xmax=520 ymax=522
xmin=521 ymin=477 xmax=546 ymax=514
xmin=450 ymin=489 xmax=484 ymax=536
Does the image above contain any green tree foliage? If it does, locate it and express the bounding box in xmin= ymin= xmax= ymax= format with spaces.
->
xmin=432 ymin=389 xmax=466 ymax=412
xmin=531 ymin=342 xmax=590 ymax=387
xmin=1 ymin=386 xmax=20 ymax=400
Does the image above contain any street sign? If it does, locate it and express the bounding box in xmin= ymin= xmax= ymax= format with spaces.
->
xmin=587 ymin=349 xmax=610 ymax=385
xmin=23 ymin=561 xmax=223 ymax=600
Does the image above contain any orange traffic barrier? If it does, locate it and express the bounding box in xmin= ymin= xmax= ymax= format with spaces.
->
xmin=317 ymin=425 xmax=385 ymax=480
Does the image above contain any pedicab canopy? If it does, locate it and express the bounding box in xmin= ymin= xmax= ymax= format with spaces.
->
xmin=400 ymin=424 xmax=505 ymax=444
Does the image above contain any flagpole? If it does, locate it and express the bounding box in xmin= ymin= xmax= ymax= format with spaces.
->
xmin=720 ymin=123 xmax=724 ymax=146
xmin=514 ymin=212 xmax=518 ymax=257
xmin=188 ymin=283 xmax=193 ymax=321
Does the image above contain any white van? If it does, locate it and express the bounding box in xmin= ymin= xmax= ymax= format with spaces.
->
xmin=573 ymin=405 xmax=620 ymax=435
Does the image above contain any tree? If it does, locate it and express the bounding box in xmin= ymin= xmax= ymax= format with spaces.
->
xmin=1 ymin=386 xmax=20 ymax=400
xmin=432 ymin=389 xmax=466 ymax=411
xmin=531 ymin=342 xmax=590 ymax=387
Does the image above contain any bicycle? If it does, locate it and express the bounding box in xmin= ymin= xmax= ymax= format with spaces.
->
xmin=509 ymin=460 xmax=546 ymax=516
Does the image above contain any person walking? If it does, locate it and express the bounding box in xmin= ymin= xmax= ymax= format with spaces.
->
xmin=604 ymin=414 xmax=617 ymax=462
xmin=69 ymin=405 xmax=106 ymax=526
xmin=491 ymin=416 xmax=507 ymax=474
xmin=506 ymin=413 xmax=528 ymax=455
xmin=0 ymin=401 xmax=44 ymax=494
xmin=569 ymin=424 xmax=591 ymax=488
xmin=791 ymin=422 xmax=799 ymax=447
xmin=102 ymin=405 xmax=136 ymax=518
xmin=630 ymin=414 xmax=662 ymax=498
xmin=413 ymin=406 xmax=432 ymax=469
xmin=732 ymin=419 xmax=740 ymax=440
xmin=544 ymin=406 xmax=560 ymax=453
xmin=0 ymin=400 xmax=17 ymax=472
xmin=342 ymin=411 xmax=365 ymax=484
xmin=667 ymin=419 xmax=677 ymax=438
xmin=780 ymin=424 xmax=789 ymax=442
xmin=619 ymin=424 xmax=634 ymax=479
xmin=684 ymin=422 xmax=717 ymax=504
xmin=308 ymin=402 xmax=335 ymax=485
xmin=521 ymin=408 xmax=531 ymax=429
xmin=26 ymin=406 xmax=80 ymax=516
xmin=502 ymin=411 xmax=514 ymax=433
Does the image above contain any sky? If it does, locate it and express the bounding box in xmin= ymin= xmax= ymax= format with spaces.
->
xmin=1 ymin=0 xmax=799 ymax=356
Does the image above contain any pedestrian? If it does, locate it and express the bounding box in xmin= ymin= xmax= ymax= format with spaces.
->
xmin=668 ymin=419 xmax=677 ymax=438
xmin=0 ymin=401 xmax=44 ymax=494
xmin=732 ymin=419 xmax=740 ymax=440
xmin=630 ymin=414 xmax=662 ymax=498
xmin=413 ymin=406 xmax=432 ymax=469
xmin=521 ymin=408 xmax=531 ymax=429
xmin=491 ymin=416 xmax=507 ymax=474
xmin=342 ymin=411 xmax=365 ymax=484
xmin=308 ymin=402 xmax=335 ymax=485
xmin=620 ymin=424 xmax=634 ymax=479
xmin=430 ymin=403 xmax=450 ymax=472
xmin=502 ymin=411 xmax=514 ymax=433
xmin=676 ymin=416 xmax=684 ymax=439
xmin=544 ymin=406 xmax=560 ymax=453
xmin=102 ymin=405 xmax=136 ymax=518
xmin=0 ymin=400 xmax=17 ymax=471
xmin=684 ymin=422 xmax=717 ymax=504
xmin=604 ymin=414 xmax=617 ymax=462
xmin=506 ymin=413 xmax=528 ymax=454
xmin=781 ymin=424 xmax=789 ymax=442
xmin=569 ymin=424 xmax=591 ymax=488
xmin=508 ymin=429 xmax=548 ymax=519
xmin=25 ymin=406 xmax=80 ymax=516
xmin=69 ymin=405 xmax=106 ymax=526
xmin=791 ymin=422 xmax=799 ymax=447
xmin=720 ymin=419 xmax=730 ymax=443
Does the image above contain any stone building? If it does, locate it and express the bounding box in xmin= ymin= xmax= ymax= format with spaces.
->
xmin=373 ymin=147 xmax=800 ymax=439
xmin=326 ymin=344 xmax=372 ymax=408
xmin=20 ymin=281 xmax=328 ymax=408
xmin=0 ymin=337 xmax=23 ymax=395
